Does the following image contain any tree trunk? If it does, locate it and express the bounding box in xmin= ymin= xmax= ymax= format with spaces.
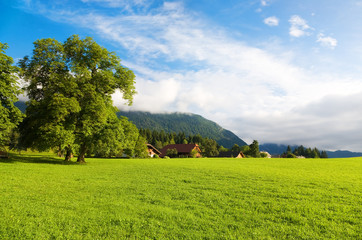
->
xmin=64 ymin=147 xmax=73 ymax=161
xmin=77 ymin=144 xmax=87 ymax=163
xmin=57 ymin=145 xmax=64 ymax=157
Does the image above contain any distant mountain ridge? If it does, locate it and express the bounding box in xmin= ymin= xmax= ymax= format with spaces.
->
xmin=259 ymin=143 xmax=362 ymax=158
xmin=118 ymin=111 xmax=247 ymax=148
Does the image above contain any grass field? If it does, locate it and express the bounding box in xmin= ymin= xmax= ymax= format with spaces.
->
xmin=0 ymin=153 xmax=361 ymax=239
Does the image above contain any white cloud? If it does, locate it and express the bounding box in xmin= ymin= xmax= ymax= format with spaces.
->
xmin=317 ymin=33 xmax=337 ymax=49
xmin=264 ymin=16 xmax=279 ymax=26
xmin=289 ymin=15 xmax=312 ymax=37
xmin=20 ymin=1 xmax=362 ymax=152
xmin=80 ymin=0 xmax=148 ymax=7
xmin=114 ymin=77 xmax=181 ymax=112
xmin=261 ymin=0 xmax=271 ymax=6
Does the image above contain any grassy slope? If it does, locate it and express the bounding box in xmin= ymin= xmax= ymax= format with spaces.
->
xmin=0 ymin=153 xmax=361 ymax=239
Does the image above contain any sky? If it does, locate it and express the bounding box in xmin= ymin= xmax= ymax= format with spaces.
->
xmin=1 ymin=0 xmax=362 ymax=152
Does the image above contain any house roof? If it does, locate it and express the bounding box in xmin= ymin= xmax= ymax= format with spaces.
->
xmin=217 ymin=151 xmax=245 ymax=158
xmin=147 ymin=144 xmax=161 ymax=155
xmin=160 ymin=144 xmax=200 ymax=156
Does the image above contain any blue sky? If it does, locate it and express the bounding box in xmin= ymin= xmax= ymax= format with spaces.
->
xmin=2 ymin=0 xmax=362 ymax=151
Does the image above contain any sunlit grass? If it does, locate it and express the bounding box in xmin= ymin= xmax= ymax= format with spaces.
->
xmin=0 ymin=153 xmax=361 ymax=239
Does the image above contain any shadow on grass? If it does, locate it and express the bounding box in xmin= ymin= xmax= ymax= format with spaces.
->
xmin=0 ymin=153 xmax=79 ymax=165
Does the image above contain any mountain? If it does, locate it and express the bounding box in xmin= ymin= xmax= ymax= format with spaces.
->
xmin=14 ymin=101 xmax=27 ymax=113
xmin=259 ymin=143 xmax=298 ymax=156
xmin=118 ymin=111 xmax=247 ymax=148
xmin=326 ymin=150 xmax=362 ymax=158
xmin=14 ymin=101 xmax=246 ymax=148
xmin=259 ymin=143 xmax=362 ymax=158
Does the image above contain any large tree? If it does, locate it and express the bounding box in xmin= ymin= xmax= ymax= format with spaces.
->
xmin=248 ymin=140 xmax=260 ymax=158
xmin=19 ymin=35 xmax=136 ymax=162
xmin=0 ymin=43 xmax=23 ymax=148
xmin=201 ymin=138 xmax=219 ymax=157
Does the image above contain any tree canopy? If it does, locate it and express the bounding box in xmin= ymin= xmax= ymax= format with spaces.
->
xmin=0 ymin=43 xmax=23 ymax=148
xmin=19 ymin=35 xmax=136 ymax=162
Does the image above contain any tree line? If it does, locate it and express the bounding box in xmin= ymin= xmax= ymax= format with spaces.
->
xmin=283 ymin=145 xmax=328 ymax=158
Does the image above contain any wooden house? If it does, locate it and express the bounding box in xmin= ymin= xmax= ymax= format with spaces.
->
xmin=147 ymin=144 xmax=161 ymax=158
xmin=160 ymin=144 xmax=202 ymax=158
xmin=217 ymin=151 xmax=245 ymax=158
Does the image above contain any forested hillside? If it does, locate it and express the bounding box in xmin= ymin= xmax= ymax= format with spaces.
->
xmin=118 ymin=111 xmax=247 ymax=148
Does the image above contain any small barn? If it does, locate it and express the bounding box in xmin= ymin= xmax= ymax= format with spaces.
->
xmin=217 ymin=151 xmax=245 ymax=158
xmin=147 ymin=144 xmax=161 ymax=158
xmin=160 ymin=144 xmax=202 ymax=158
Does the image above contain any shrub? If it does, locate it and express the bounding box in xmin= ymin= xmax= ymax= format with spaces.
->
xmin=166 ymin=148 xmax=178 ymax=158
xmin=190 ymin=149 xmax=198 ymax=158
xmin=285 ymin=152 xmax=297 ymax=158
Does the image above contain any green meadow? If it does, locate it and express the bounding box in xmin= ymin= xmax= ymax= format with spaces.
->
xmin=0 ymin=153 xmax=361 ymax=239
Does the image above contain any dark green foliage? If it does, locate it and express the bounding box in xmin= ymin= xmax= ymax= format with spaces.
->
xmin=231 ymin=144 xmax=241 ymax=152
xmin=19 ymin=35 xmax=136 ymax=162
xmin=248 ymin=140 xmax=260 ymax=158
xmin=285 ymin=152 xmax=297 ymax=158
xmin=218 ymin=145 xmax=228 ymax=152
xmin=0 ymin=43 xmax=24 ymax=148
xmin=241 ymin=145 xmax=250 ymax=154
xmin=201 ymin=138 xmax=219 ymax=157
xmin=282 ymin=145 xmax=328 ymax=158
xmin=166 ymin=148 xmax=178 ymax=158
xmin=90 ymin=113 xmax=140 ymax=158
xmin=320 ymin=150 xmax=328 ymax=158
xmin=118 ymin=111 xmax=247 ymax=148
xmin=134 ymin=136 xmax=148 ymax=158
